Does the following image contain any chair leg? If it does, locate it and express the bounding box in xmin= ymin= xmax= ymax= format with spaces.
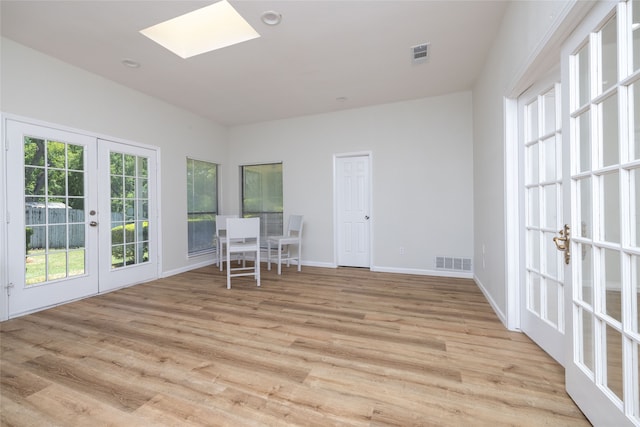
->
xmin=277 ymin=242 xmax=282 ymax=275
xmin=256 ymin=247 xmax=260 ymax=286
xmin=267 ymin=240 xmax=272 ymax=271
xmin=226 ymin=249 xmax=231 ymax=289
xmin=297 ymin=243 xmax=302 ymax=271
xmin=219 ymin=242 xmax=224 ymax=271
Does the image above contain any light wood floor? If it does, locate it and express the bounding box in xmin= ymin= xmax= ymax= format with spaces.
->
xmin=1 ymin=265 xmax=589 ymax=426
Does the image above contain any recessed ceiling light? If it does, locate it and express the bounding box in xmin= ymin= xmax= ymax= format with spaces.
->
xmin=261 ymin=11 xmax=282 ymax=26
xmin=140 ymin=0 xmax=260 ymax=59
xmin=121 ymin=59 xmax=140 ymax=68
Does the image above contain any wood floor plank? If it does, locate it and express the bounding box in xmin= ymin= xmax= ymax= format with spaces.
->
xmin=0 ymin=266 xmax=589 ymax=426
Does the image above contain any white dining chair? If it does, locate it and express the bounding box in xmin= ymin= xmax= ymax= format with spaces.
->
xmin=226 ymin=217 xmax=260 ymax=289
xmin=267 ymin=214 xmax=303 ymax=275
xmin=215 ymin=214 xmax=237 ymax=270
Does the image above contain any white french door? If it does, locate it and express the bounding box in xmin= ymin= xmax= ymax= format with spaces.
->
xmin=519 ymin=74 xmax=566 ymax=365
xmin=98 ymin=139 xmax=157 ymax=292
xmin=5 ymin=120 xmax=158 ymax=318
xmin=562 ymin=1 xmax=640 ymax=425
xmin=335 ymin=154 xmax=371 ymax=268
xmin=7 ymin=121 xmax=99 ymax=316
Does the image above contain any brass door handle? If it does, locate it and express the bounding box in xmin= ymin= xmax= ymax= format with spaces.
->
xmin=553 ymin=224 xmax=571 ymax=265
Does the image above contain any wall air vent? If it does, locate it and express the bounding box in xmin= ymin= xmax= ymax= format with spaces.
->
xmin=435 ymin=256 xmax=472 ymax=272
xmin=412 ymin=43 xmax=430 ymax=63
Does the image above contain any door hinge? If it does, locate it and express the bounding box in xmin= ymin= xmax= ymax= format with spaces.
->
xmin=5 ymin=282 xmax=14 ymax=296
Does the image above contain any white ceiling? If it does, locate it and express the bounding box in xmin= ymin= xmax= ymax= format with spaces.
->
xmin=1 ymin=1 xmax=509 ymax=126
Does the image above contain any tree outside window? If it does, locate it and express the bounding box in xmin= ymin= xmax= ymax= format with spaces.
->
xmin=241 ymin=163 xmax=283 ymax=241
xmin=187 ymin=159 xmax=217 ymax=255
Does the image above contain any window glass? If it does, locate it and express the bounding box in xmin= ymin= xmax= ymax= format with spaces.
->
xmin=187 ymin=159 xmax=218 ymax=255
xmin=242 ymin=163 xmax=283 ymax=239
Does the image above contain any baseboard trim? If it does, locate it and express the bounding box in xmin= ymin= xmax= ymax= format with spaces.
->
xmin=474 ymin=274 xmax=510 ymax=329
xmin=372 ymin=266 xmax=473 ymax=279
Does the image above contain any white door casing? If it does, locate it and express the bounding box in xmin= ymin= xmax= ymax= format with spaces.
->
xmin=335 ymin=154 xmax=371 ymax=268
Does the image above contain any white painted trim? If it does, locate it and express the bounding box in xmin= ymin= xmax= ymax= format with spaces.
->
xmin=0 ymin=114 xmax=8 ymax=321
xmin=374 ymin=266 xmax=473 ymax=279
xmin=504 ymin=97 xmax=521 ymax=331
xmin=474 ymin=274 xmax=511 ymax=329
xmin=508 ymin=0 xmax=597 ymax=98
xmin=333 ymin=151 xmax=373 ymax=269
xmin=161 ymin=259 xmax=215 ymax=278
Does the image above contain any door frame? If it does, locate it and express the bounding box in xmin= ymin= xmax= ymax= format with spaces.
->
xmin=333 ymin=151 xmax=373 ymax=269
xmin=504 ymin=1 xmax=597 ymax=332
xmin=0 ymin=113 xmax=162 ymax=320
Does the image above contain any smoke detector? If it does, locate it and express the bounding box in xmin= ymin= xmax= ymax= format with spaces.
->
xmin=412 ymin=43 xmax=430 ymax=63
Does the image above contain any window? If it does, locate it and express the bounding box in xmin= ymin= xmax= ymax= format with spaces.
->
xmin=187 ymin=158 xmax=217 ymax=255
xmin=241 ymin=163 xmax=283 ymax=240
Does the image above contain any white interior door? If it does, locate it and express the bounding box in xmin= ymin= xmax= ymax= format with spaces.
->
xmin=519 ymin=75 xmax=566 ymax=365
xmin=6 ymin=120 xmax=99 ymax=317
xmin=98 ymin=139 xmax=158 ymax=292
xmin=336 ymin=154 xmax=371 ymax=267
xmin=563 ymin=1 xmax=639 ymax=425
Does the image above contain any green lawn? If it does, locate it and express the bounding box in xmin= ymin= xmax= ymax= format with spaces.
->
xmin=25 ymin=249 xmax=85 ymax=285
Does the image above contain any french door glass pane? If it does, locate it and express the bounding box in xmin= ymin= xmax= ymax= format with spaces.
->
xmin=633 ymin=167 xmax=640 ymax=247
xmin=24 ymin=137 xmax=86 ymax=285
xmin=110 ymin=151 xmax=149 ymax=269
xmin=578 ymin=177 xmax=592 ymax=238
xmin=602 ymin=94 xmax=619 ymax=167
xmin=577 ymin=44 xmax=591 ymax=108
xmin=545 ymin=231 xmax=558 ymax=278
xmin=527 ymin=99 xmax=539 ymax=140
xmin=604 ymin=248 xmax=622 ymax=322
xmin=529 ymin=272 xmax=541 ymax=315
xmin=603 ymin=172 xmax=621 ymax=244
xmin=546 ymin=279 xmax=560 ymax=327
xmin=528 ymin=187 xmax=540 ymax=227
xmin=634 ymin=0 xmax=640 ymax=72
xmin=543 ymin=184 xmax=558 ymax=228
xmin=578 ymin=111 xmax=592 ymax=172
xmin=581 ymin=308 xmax=595 ymax=372
xmin=605 ymin=324 xmax=623 ymax=401
xmin=579 ymin=243 xmax=593 ymax=306
xmin=542 ymin=136 xmax=557 ymax=181
xmin=527 ymin=143 xmax=539 ymax=184
xmin=634 ymin=83 xmax=640 ymax=161
xmin=634 ymin=255 xmax=640 ymax=332
xmin=528 ymin=230 xmax=540 ymax=271
xmin=601 ymin=17 xmax=617 ymax=93
xmin=543 ymin=89 xmax=557 ymax=135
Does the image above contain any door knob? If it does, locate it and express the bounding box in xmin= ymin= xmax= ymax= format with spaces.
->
xmin=552 ymin=224 xmax=571 ymax=265
xmin=89 ymin=221 xmax=98 ymax=227
xmin=365 ymin=215 xmax=370 ymax=220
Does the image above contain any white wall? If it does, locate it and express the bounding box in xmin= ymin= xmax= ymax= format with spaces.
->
xmin=472 ymin=0 xmax=590 ymax=324
xmin=0 ymin=38 xmax=228 ymax=276
xmin=227 ymin=92 xmax=474 ymax=274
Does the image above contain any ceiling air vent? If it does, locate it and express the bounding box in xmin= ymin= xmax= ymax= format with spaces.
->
xmin=412 ymin=43 xmax=430 ymax=63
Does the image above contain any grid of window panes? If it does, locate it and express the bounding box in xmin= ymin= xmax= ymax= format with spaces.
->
xmin=110 ymin=151 xmax=149 ymax=268
xmin=570 ymin=1 xmax=640 ymax=419
xmin=241 ymin=163 xmax=283 ymax=241
xmin=24 ymin=137 xmax=86 ymax=284
xmin=187 ymin=159 xmax=218 ymax=255
xmin=524 ymin=84 xmax=564 ymax=332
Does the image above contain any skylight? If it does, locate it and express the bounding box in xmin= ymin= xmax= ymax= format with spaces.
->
xmin=139 ymin=0 xmax=260 ymax=59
